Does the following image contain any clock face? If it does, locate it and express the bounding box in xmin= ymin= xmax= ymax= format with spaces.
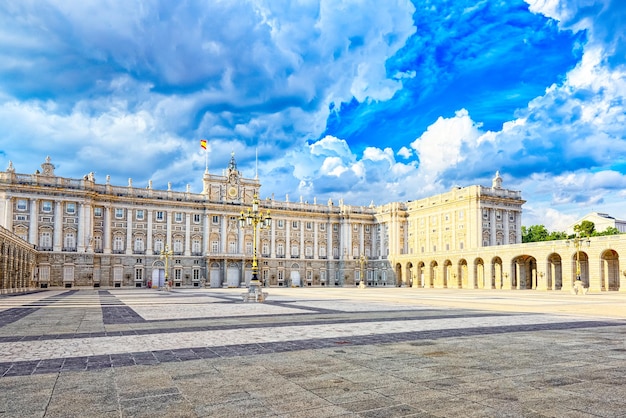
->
xmin=228 ymin=186 xmax=238 ymax=198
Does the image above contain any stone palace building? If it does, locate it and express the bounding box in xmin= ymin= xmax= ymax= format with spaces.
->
xmin=1 ymin=156 xmax=625 ymax=294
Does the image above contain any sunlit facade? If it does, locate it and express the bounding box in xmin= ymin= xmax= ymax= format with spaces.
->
xmin=1 ymin=156 xmax=625 ymax=293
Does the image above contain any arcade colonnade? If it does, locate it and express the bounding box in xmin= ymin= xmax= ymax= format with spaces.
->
xmin=0 ymin=225 xmax=37 ymax=294
xmin=395 ymin=234 xmax=626 ymax=292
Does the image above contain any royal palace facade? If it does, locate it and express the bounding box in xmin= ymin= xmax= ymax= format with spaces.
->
xmin=2 ymin=156 xmax=626 ymax=294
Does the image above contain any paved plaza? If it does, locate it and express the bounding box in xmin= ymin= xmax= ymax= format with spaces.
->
xmin=0 ymin=287 xmax=625 ymax=417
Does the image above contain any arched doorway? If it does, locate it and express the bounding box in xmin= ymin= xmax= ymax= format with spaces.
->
xmin=457 ymin=259 xmax=468 ymax=288
xmin=417 ymin=261 xmax=426 ymax=288
xmin=429 ymin=261 xmax=438 ymax=288
xmin=442 ymin=260 xmax=452 ymax=288
xmin=406 ymin=262 xmax=414 ymax=287
xmin=491 ymin=257 xmax=503 ymax=289
xmin=150 ymin=260 xmax=165 ymax=288
xmin=570 ymin=251 xmax=589 ymax=288
xmin=395 ymin=263 xmax=402 ymax=287
xmin=209 ymin=262 xmax=221 ymax=287
xmin=290 ymin=263 xmax=301 ymax=287
xmin=600 ymin=249 xmax=619 ymax=291
xmin=226 ymin=262 xmax=240 ymax=287
xmin=547 ymin=253 xmax=562 ymax=290
xmin=512 ymin=255 xmax=538 ymax=289
xmin=474 ymin=258 xmax=485 ymax=289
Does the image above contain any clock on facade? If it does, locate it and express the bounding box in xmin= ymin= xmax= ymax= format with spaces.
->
xmin=228 ymin=186 xmax=238 ymax=198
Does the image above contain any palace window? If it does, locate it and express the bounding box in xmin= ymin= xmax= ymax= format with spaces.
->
xmin=136 ymin=210 xmax=144 ymax=220
xmin=319 ymin=223 xmax=326 ymax=232
xmin=192 ymin=239 xmax=201 ymax=254
xmin=173 ymin=238 xmax=183 ymax=253
xmin=64 ymin=232 xmax=76 ymax=250
xmin=193 ymin=214 xmax=201 ymax=223
xmin=66 ymin=203 xmax=76 ymax=214
xmin=154 ymin=238 xmax=164 ymax=253
xmin=113 ymin=236 xmax=124 ymax=252
xmin=175 ymin=212 xmax=183 ymax=223
xmin=115 ymin=208 xmax=124 ymax=219
xmin=134 ymin=238 xmax=144 ymax=252
xmin=246 ymin=242 xmax=253 ymax=255
xmin=306 ymin=222 xmax=312 ymax=230
xmin=292 ymin=221 xmax=299 ymax=229
xmin=39 ymin=232 xmax=52 ymax=249
xmin=277 ymin=219 xmax=284 ymax=228
xmin=42 ymin=201 xmax=52 ymax=213
xmin=277 ymin=243 xmax=284 ymax=256
xmin=156 ymin=211 xmax=164 ymax=221
xmin=212 ymin=215 xmax=219 ymax=224
xmin=16 ymin=199 xmax=27 ymax=211
xmin=211 ymin=241 xmax=219 ymax=253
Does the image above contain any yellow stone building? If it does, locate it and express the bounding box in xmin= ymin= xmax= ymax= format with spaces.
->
xmin=0 ymin=156 xmax=625 ymax=293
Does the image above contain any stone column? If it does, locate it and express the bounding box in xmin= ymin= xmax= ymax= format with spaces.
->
xmin=285 ymin=218 xmax=291 ymax=258
xmin=77 ymin=202 xmax=86 ymax=252
xmin=53 ymin=201 xmax=63 ymax=251
xmin=313 ymin=222 xmax=318 ymax=259
xmin=166 ymin=211 xmax=172 ymax=249
xmin=184 ymin=213 xmax=191 ymax=256
xmin=126 ymin=208 xmax=133 ymax=254
xmin=147 ymin=210 xmax=154 ymax=255
xmin=29 ymin=198 xmax=38 ymax=245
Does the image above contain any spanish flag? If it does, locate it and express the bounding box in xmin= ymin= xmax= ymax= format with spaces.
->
xmin=200 ymin=139 xmax=207 ymax=150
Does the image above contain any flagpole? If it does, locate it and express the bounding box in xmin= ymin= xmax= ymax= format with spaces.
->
xmin=200 ymin=139 xmax=208 ymax=173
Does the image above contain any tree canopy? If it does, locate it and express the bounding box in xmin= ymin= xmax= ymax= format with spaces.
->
xmin=522 ymin=221 xmax=620 ymax=243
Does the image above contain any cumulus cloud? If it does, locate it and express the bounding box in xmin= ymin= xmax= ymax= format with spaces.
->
xmin=1 ymin=0 xmax=625 ymax=233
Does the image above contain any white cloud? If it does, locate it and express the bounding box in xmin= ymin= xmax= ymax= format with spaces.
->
xmin=410 ymin=108 xmax=482 ymax=179
xmin=397 ymin=146 xmax=413 ymax=159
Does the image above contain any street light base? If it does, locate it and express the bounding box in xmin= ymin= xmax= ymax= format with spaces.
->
xmin=242 ymin=279 xmax=268 ymax=302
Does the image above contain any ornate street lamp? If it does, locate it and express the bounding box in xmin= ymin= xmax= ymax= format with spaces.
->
xmin=160 ymin=245 xmax=173 ymax=290
xmin=239 ymin=194 xmax=271 ymax=301
xmin=566 ymin=232 xmax=590 ymax=287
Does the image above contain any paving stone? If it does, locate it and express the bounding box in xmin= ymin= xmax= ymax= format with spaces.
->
xmin=0 ymin=287 xmax=626 ymax=417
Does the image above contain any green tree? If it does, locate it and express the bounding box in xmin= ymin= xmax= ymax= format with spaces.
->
xmin=573 ymin=220 xmax=595 ymax=237
xmin=596 ymin=226 xmax=620 ymax=236
xmin=522 ymin=225 xmax=549 ymax=243
xmin=548 ymin=231 xmax=568 ymax=240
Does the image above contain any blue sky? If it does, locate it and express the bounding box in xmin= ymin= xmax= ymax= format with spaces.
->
xmin=0 ymin=0 xmax=624 ymax=231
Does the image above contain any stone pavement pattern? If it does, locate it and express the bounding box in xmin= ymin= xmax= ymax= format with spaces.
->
xmin=0 ymin=287 xmax=625 ymax=417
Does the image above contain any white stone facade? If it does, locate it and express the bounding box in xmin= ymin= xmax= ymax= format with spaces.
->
xmin=2 ymin=156 xmax=625 ymax=293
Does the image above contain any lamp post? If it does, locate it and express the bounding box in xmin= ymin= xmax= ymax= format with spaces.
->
xmin=239 ymin=194 xmax=271 ymax=301
xmin=565 ymin=232 xmax=590 ymax=292
xmin=359 ymin=254 xmax=366 ymax=289
xmin=160 ymin=245 xmax=173 ymax=290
